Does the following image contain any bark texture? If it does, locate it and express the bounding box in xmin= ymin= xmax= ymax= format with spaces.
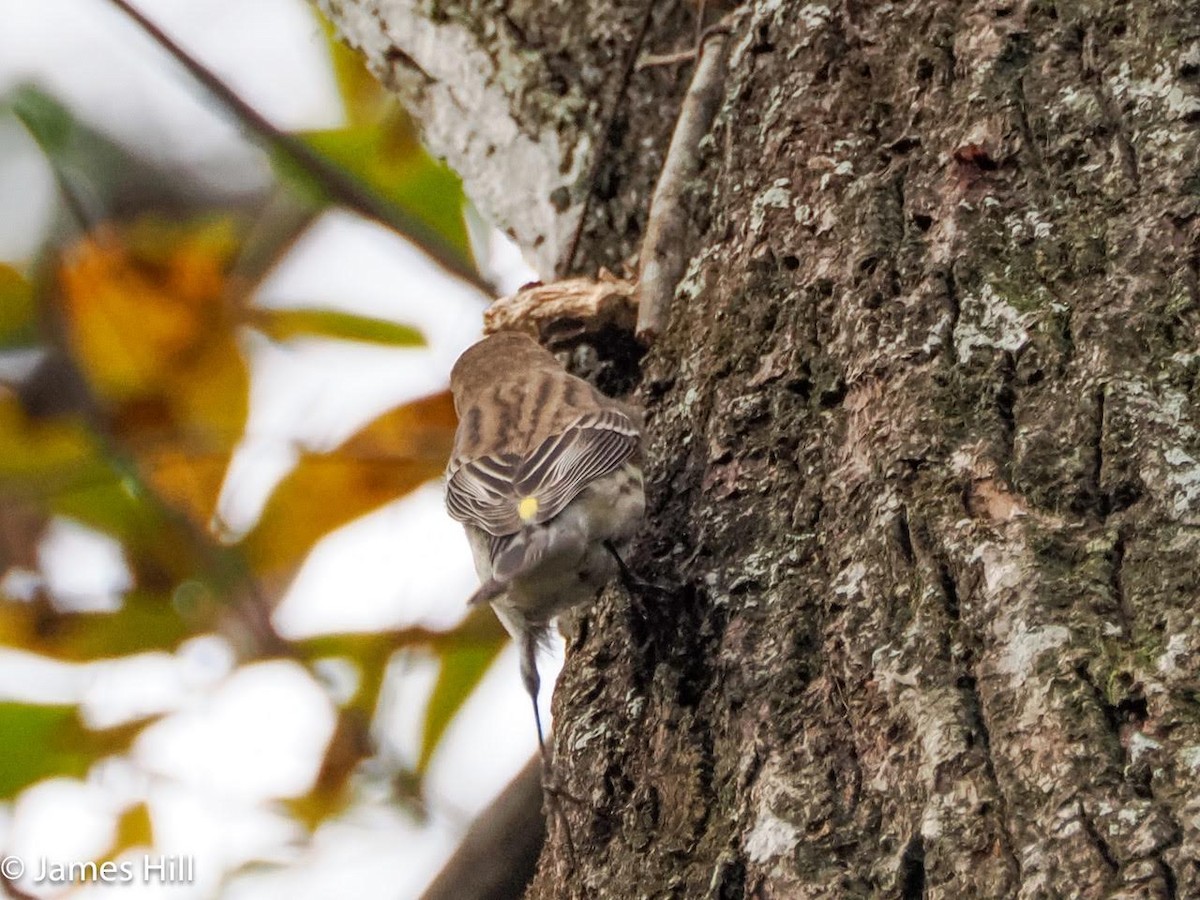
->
xmin=323 ymin=1 xmax=1200 ymax=897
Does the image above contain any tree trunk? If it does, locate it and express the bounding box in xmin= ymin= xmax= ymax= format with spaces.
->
xmin=322 ymin=1 xmax=1200 ymax=897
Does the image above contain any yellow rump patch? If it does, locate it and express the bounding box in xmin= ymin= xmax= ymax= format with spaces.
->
xmin=517 ymin=496 xmax=539 ymax=522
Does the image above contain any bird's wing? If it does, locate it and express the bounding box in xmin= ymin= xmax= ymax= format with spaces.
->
xmin=513 ymin=407 xmax=638 ymax=522
xmin=445 ymin=451 xmax=524 ymax=535
xmin=445 ymin=407 xmax=638 ymax=538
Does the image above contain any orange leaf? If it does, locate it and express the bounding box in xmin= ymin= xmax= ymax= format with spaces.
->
xmin=55 ymin=217 xmax=250 ymax=527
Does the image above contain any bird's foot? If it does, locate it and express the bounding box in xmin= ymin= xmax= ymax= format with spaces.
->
xmin=604 ymin=541 xmax=673 ymax=601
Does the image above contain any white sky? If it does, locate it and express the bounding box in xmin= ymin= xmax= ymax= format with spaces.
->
xmin=0 ymin=1 xmax=553 ymax=897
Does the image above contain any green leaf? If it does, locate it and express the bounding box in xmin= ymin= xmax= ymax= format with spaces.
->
xmin=0 ymin=704 xmax=80 ymax=798
xmin=251 ymin=308 xmax=425 ymax=346
xmin=0 ymin=265 xmax=36 ymax=348
xmin=0 ymin=703 xmax=144 ymax=799
xmin=40 ymin=593 xmax=192 ymax=661
xmin=303 ymin=124 xmax=473 ymax=265
xmin=418 ymin=640 xmax=505 ymax=773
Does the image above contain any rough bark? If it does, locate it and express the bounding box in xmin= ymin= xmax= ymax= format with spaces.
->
xmin=323 ymin=1 xmax=1200 ymax=897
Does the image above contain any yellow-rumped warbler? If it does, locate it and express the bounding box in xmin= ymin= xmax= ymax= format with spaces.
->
xmin=446 ymin=331 xmax=645 ymax=756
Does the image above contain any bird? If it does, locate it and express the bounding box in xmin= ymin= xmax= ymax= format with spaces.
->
xmin=445 ymin=331 xmax=645 ymax=763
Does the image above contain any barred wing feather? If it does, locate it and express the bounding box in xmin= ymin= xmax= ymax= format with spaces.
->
xmin=446 ymin=409 xmax=638 ymax=537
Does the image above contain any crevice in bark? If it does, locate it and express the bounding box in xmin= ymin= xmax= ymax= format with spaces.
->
xmin=689 ymin=719 xmax=718 ymax=845
xmin=936 ymin=561 xmax=960 ymax=621
xmin=1160 ymin=858 xmax=1179 ymax=900
xmin=1108 ymin=528 xmax=1130 ymax=634
xmin=1090 ymin=384 xmax=1109 ymax=518
xmin=1057 ymin=300 xmax=1076 ymax=369
xmin=893 ymin=505 xmax=916 ymax=567
xmin=1074 ymin=660 xmax=1122 ymax=739
xmin=996 ymin=351 xmax=1017 ymax=459
xmin=898 ymin=833 xmax=926 ymax=900
xmin=958 ymin=670 xmax=1021 ymax=879
xmin=381 ymin=43 xmax=435 ymax=84
xmin=941 ymin=266 xmax=960 ymax=362
xmin=1144 ymin=814 xmax=1184 ymax=897
xmin=1078 ymin=803 xmax=1121 ymax=875
xmin=558 ymin=0 xmax=657 ymax=276
xmin=1012 ymin=75 xmax=1048 ymax=182
xmin=707 ymin=850 xmax=747 ymax=900
xmin=827 ymin=668 xmax=865 ymax=815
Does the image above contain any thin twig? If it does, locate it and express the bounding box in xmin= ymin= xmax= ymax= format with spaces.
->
xmin=637 ymin=48 xmax=703 ymax=70
xmin=104 ymin=0 xmax=494 ymax=296
xmin=635 ymin=22 xmax=734 ymax=342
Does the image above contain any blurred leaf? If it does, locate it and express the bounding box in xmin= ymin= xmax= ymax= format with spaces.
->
xmin=49 ymin=476 xmax=224 ymax=591
xmin=0 ymin=265 xmax=37 ymax=348
xmin=57 ymin=219 xmax=239 ymax=399
xmin=0 ymin=391 xmax=100 ymax=488
xmin=0 ymin=703 xmax=145 ymax=799
xmin=294 ymin=608 xmax=507 ymax=664
xmin=55 ymin=217 xmax=250 ymax=526
xmin=418 ymin=640 xmax=504 ymax=773
xmin=0 ymin=391 xmax=222 ymax=587
xmin=0 ymin=591 xmax=194 ymax=662
xmin=108 ymin=801 xmax=154 ymax=855
xmin=130 ymin=446 xmax=234 ymax=533
xmin=317 ymin=12 xmax=392 ymax=127
xmin=240 ymin=390 xmax=457 ymax=575
xmin=249 ymin=308 xmax=424 ymax=346
xmin=303 ymin=123 xmax=472 ymax=265
xmin=0 ymin=704 xmax=81 ymax=799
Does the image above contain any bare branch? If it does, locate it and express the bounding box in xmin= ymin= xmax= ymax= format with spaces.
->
xmin=420 ymin=754 xmax=545 ymax=900
xmin=635 ymin=24 xmax=733 ymax=342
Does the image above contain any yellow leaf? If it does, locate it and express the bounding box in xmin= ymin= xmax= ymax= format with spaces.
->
xmin=108 ymin=802 xmax=154 ymax=855
xmin=318 ymin=11 xmax=400 ymax=127
xmin=241 ymin=391 xmax=456 ymax=575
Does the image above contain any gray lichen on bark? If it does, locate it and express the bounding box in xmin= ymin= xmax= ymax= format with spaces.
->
xmin=324 ymin=1 xmax=1200 ymax=897
xmin=317 ymin=0 xmax=691 ymax=275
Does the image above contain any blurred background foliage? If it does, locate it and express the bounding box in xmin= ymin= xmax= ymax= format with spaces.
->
xmin=0 ymin=0 xmax=511 ymax=886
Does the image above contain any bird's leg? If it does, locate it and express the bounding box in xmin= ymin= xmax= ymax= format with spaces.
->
xmin=519 ymin=628 xmax=579 ymax=861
